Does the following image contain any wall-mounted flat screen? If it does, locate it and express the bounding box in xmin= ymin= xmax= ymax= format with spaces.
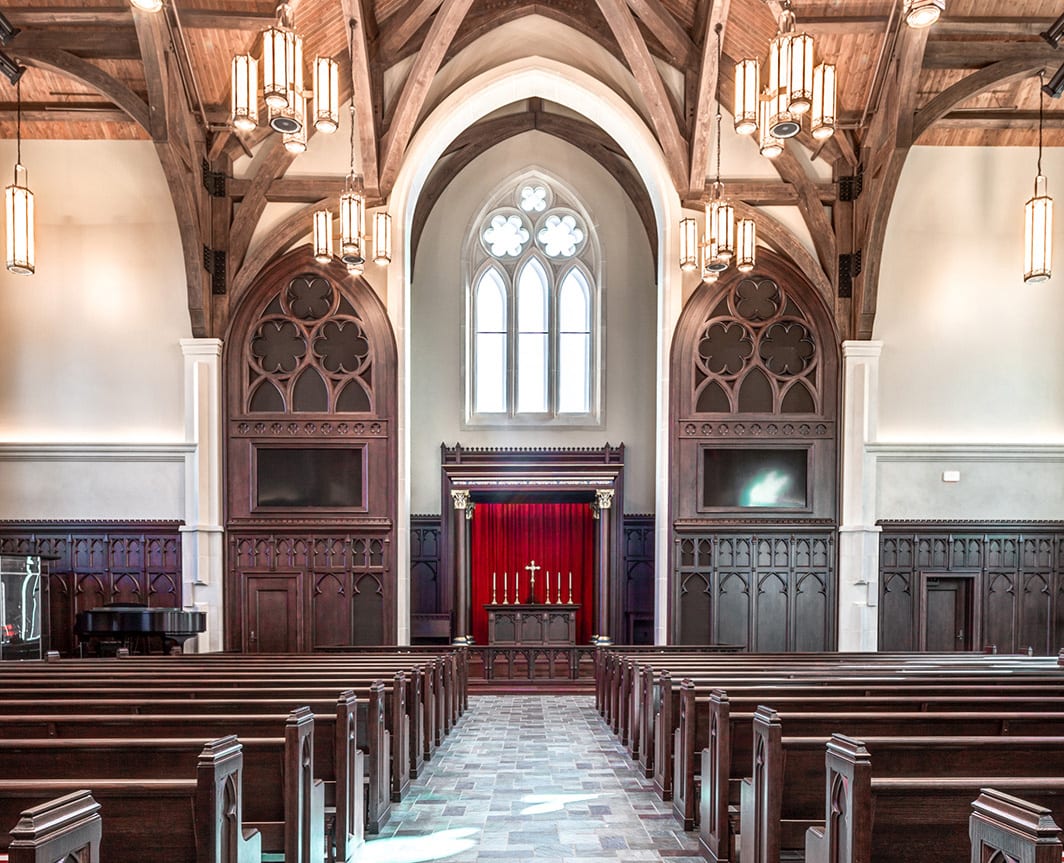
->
xmin=256 ymin=447 xmax=364 ymax=508
xmin=702 ymin=447 xmax=808 ymax=509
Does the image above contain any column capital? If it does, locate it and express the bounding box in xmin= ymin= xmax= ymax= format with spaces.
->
xmin=180 ymin=337 xmax=224 ymax=359
xmin=841 ymin=340 xmax=884 ymax=360
xmin=595 ymin=488 xmax=615 ymax=509
xmin=451 ymin=489 xmax=471 ymax=511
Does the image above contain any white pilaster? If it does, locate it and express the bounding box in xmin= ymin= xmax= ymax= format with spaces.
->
xmin=838 ymin=340 xmax=883 ymax=651
xmin=179 ymin=338 xmax=224 ymax=653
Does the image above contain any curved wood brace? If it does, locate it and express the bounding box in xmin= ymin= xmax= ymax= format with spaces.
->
xmin=913 ymin=59 xmax=1047 ymax=143
xmin=771 ymin=144 xmax=836 ymax=286
xmin=732 ymin=200 xmax=832 ymax=304
xmin=12 ymin=40 xmax=151 ymax=132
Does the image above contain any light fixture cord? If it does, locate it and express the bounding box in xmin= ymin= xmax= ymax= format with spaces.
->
xmin=714 ymin=22 xmax=723 ymax=190
xmin=348 ymin=103 xmax=356 ymax=187
xmin=1039 ymin=69 xmax=1045 ymax=176
xmin=15 ymin=75 xmax=21 ymax=168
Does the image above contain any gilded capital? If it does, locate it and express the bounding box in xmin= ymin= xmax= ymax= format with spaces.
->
xmin=595 ymin=488 xmax=615 ymax=510
xmin=451 ymin=489 xmax=471 ymax=510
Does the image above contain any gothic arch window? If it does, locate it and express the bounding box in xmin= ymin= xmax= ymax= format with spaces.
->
xmin=465 ymin=173 xmax=601 ymax=426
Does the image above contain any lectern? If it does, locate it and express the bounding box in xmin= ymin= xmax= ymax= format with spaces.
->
xmin=485 ymin=603 xmax=580 ymax=645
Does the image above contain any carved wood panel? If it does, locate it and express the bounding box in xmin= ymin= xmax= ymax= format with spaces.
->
xmin=879 ymin=523 xmax=1064 ymax=655
xmin=0 ymin=522 xmax=183 ymax=656
xmin=410 ymin=516 xmax=442 ymax=615
xmin=623 ymin=515 xmax=654 ymax=644
xmin=674 ymin=530 xmax=835 ymax=650
xmin=225 ymin=251 xmax=398 ymax=650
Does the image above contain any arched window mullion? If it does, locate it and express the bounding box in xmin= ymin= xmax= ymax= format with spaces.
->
xmin=472 ymin=265 xmax=509 ymax=415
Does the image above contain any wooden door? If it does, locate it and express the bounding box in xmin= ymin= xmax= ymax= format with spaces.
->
xmin=922 ymin=575 xmax=974 ymax=651
xmin=244 ymin=574 xmax=301 ymax=652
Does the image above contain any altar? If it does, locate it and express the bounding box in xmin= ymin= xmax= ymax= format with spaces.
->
xmin=485 ymin=604 xmax=580 ymax=646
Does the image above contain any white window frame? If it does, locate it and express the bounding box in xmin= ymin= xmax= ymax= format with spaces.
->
xmin=462 ymin=170 xmax=603 ymax=428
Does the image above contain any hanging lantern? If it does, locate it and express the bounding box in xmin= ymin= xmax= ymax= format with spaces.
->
xmin=129 ymin=0 xmax=163 ymax=11
xmin=768 ymin=37 xmax=799 ymax=138
xmin=736 ymin=218 xmax=757 ymax=273
xmin=734 ymin=59 xmax=760 ymax=136
xmin=230 ymin=55 xmax=258 ymax=132
xmin=700 ymin=236 xmax=720 ymax=283
xmin=262 ymin=10 xmax=296 ymax=110
xmin=346 ymin=259 xmax=365 ymax=276
xmin=707 ymin=193 xmax=735 ymax=262
xmin=1025 ymin=174 xmax=1053 ymax=284
xmin=758 ymin=95 xmax=784 ymax=158
xmin=811 ymin=63 xmax=836 ymax=140
xmin=6 ymin=163 xmax=34 ymax=276
xmin=339 ymin=188 xmax=365 ymax=266
xmin=903 ymin=0 xmax=944 ymax=28
xmin=281 ymin=97 xmax=307 ymax=152
xmin=313 ymin=209 xmax=333 ymax=264
xmin=373 ymin=212 xmax=392 ymax=265
xmin=788 ymin=32 xmax=814 ymax=115
xmin=679 ymin=217 xmax=699 ymax=271
xmin=312 ymin=57 xmax=339 ymax=134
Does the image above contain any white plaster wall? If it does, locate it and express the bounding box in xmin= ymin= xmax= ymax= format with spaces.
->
xmin=873 ymin=145 xmax=1064 ymax=520
xmin=0 ymin=140 xmax=189 ymax=519
xmin=409 ymin=131 xmax=656 ymax=514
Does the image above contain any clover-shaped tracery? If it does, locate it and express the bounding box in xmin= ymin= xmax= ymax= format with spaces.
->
xmin=734 ymin=278 xmax=781 ymax=322
xmin=314 ymin=320 xmax=370 ymax=374
xmin=252 ymin=320 xmax=306 ymax=373
xmin=537 ymin=213 xmax=585 ymax=258
xmin=483 ymin=212 xmax=530 ymax=257
xmin=698 ymin=321 xmax=753 ymax=375
xmin=759 ymin=321 xmax=815 ymax=375
xmin=519 ymin=185 xmax=549 ymax=212
xmin=287 ymin=276 xmax=333 ymax=320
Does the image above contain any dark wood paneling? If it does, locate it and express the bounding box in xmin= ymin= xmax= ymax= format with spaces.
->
xmin=0 ymin=521 xmax=182 ymax=656
xmin=410 ymin=515 xmax=442 ymax=616
xmin=674 ymin=530 xmax=835 ymax=650
xmin=623 ymin=515 xmax=654 ymax=644
xmin=878 ymin=522 xmax=1064 ymax=655
xmin=224 ymin=251 xmax=398 ymax=650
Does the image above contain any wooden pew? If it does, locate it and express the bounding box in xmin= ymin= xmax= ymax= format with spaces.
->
xmin=5 ymin=790 xmax=101 ymax=863
xmin=0 ymin=737 xmax=262 ymax=863
xmin=805 ymin=735 xmax=1064 ymax=863
xmin=969 ymin=789 xmax=1063 ymax=863
xmin=740 ymin=708 xmax=1064 ymax=863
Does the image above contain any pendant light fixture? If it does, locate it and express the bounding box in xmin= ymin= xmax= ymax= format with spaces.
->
xmin=312 ymin=57 xmax=340 ymax=134
xmin=129 ymin=0 xmax=163 ymax=11
xmin=230 ymin=54 xmax=258 ymax=132
xmin=6 ymin=77 xmax=34 ymax=277
xmin=312 ymin=209 xmax=333 ymax=264
xmin=1025 ymin=71 xmax=1053 ymax=284
xmin=373 ymin=211 xmax=392 ymax=265
xmin=734 ymin=1 xmax=835 ymax=153
xmin=679 ymin=216 xmax=699 ymax=271
xmin=339 ymin=105 xmax=365 ymax=267
xmin=903 ymin=0 xmax=944 ymax=29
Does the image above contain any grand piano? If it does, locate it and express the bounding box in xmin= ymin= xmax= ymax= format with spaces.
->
xmin=75 ymin=603 xmax=206 ymax=656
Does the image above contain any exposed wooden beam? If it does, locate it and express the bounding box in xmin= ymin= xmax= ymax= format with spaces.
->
xmin=934 ymin=110 xmax=1064 ymax=128
xmin=379 ymin=0 xmax=446 ymax=59
xmin=229 ymin=136 xmax=299 ymax=277
xmin=853 ymin=23 xmax=930 ymax=339
xmin=341 ymin=0 xmax=382 ymax=196
xmin=688 ymin=0 xmax=730 ymax=193
xmin=6 ymin=5 xmax=273 ymax=28
xmin=684 ymin=179 xmax=836 ymax=208
xmin=11 ymin=41 xmax=151 ymax=132
xmin=913 ymin=59 xmax=1047 ymax=140
xmin=0 ymin=104 xmax=132 ymax=124
xmin=130 ymin=6 xmax=169 ymax=142
xmin=935 ymin=17 xmax=1058 ymax=38
xmin=922 ymin=40 xmax=1059 ymax=70
xmin=378 ymin=0 xmax=476 ymax=194
xmin=595 ymin=0 xmax=688 ymax=192
xmin=733 ymin=200 xmax=832 ymax=304
xmin=771 ymin=144 xmax=836 ymax=289
xmin=14 ymin=25 xmax=140 ymax=60
xmin=625 ymin=0 xmax=696 ymax=63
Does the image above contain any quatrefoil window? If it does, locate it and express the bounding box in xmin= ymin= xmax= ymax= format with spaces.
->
xmin=519 ymin=185 xmax=549 ymax=212
xmin=699 ymin=322 xmax=753 ymax=375
xmin=252 ymin=321 xmax=306 ymax=373
xmin=287 ymin=276 xmax=332 ymax=320
xmin=314 ymin=321 xmax=370 ymax=374
xmin=760 ymin=322 xmax=814 ymax=375
xmin=735 ymin=278 xmax=781 ymax=321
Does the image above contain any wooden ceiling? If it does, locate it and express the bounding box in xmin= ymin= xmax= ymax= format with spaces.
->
xmin=2 ymin=0 xmax=1061 ymax=343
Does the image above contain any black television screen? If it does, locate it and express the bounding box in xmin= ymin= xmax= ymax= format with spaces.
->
xmin=256 ymin=447 xmax=364 ymax=508
xmin=702 ymin=448 xmax=808 ymax=509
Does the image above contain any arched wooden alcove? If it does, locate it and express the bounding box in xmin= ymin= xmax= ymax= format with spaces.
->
xmin=669 ymin=252 xmax=840 ymax=649
xmin=223 ymin=248 xmax=398 ymax=650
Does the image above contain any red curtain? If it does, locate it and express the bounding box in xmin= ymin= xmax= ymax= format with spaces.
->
xmin=470 ymin=502 xmax=595 ymax=645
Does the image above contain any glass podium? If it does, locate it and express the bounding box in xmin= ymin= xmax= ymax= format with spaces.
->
xmin=1 ymin=554 xmax=46 ymax=661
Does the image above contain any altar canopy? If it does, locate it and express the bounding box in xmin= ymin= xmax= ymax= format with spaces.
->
xmin=470 ymin=502 xmax=595 ymax=645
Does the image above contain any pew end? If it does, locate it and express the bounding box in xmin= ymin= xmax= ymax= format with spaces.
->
xmin=6 ymin=790 xmax=101 ymax=863
xmin=970 ymin=789 xmax=1064 ymax=863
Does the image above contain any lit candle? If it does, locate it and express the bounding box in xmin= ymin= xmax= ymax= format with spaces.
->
xmin=558 ymin=571 xmax=562 ymax=602
xmin=568 ymin=571 xmax=573 ymax=603
xmin=503 ymin=572 xmax=508 ymax=604
xmin=492 ymin=571 xmax=497 ymax=603
xmin=545 ymin=571 xmax=551 ymax=604
xmin=516 ymin=572 xmax=520 ymax=603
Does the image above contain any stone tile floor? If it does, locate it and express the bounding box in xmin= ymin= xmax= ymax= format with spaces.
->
xmin=356 ymin=694 xmax=703 ymax=863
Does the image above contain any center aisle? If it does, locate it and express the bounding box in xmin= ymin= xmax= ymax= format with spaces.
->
xmin=360 ymin=694 xmax=703 ymax=863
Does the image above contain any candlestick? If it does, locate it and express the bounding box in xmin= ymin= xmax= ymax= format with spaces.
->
xmin=516 ymin=573 xmax=520 ymax=605
xmin=503 ymin=572 xmax=508 ymax=605
xmin=545 ymin=571 xmax=552 ymax=604
xmin=558 ymin=571 xmax=561 ymax=604
xmin=568 ymin=571 xmax=573 ymax=604
xmin=492 ymin=571 xmax=497 ymax=604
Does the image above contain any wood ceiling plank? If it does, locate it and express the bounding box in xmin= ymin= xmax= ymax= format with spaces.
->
xmin=626 ymin=0 xmax=696 ymax=63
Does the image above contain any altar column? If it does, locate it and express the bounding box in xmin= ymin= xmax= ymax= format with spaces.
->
xmin=451 ymin=490 xmax=473 ymax=643
xmin=592 ymin=488 xmax=615 ymax=642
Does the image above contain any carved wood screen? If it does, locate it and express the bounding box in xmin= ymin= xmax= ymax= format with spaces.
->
xmin=879 ymin=521 xmax=1064 ymax=655
xmin=224 ymin=251 xmax=397 ymax=650
xmin=670 ymin=255 xmax=839 ymax=647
